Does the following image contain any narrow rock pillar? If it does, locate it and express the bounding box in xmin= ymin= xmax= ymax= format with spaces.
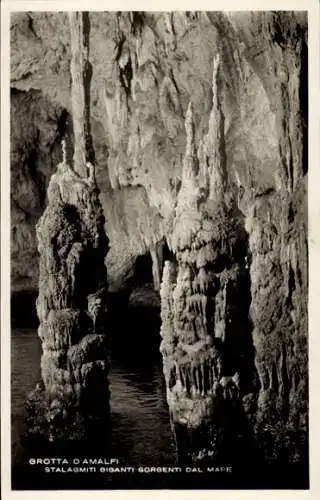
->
xmin=69 ymin=11 xmax=94 ymax=175
xmin=29 ymin=11 xmax=110 ymax=444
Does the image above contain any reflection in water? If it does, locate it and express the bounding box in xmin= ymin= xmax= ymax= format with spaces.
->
xmin=110 ymin=365 xmax=176 ymax=466
xmin=11 ymin=328 xmax=42 ymax=466
xmin=11 ymin=325 xmax=176 ymax=469
xmin=10 ymin=317 xmax=307 ymax=489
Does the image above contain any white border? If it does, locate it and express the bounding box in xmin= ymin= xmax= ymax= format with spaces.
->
xmin=1 ymin=1 xmax=320 ymax=499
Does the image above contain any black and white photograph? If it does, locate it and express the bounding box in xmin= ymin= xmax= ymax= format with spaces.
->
xmin=1 ymin=1 xmax=317 ymax=495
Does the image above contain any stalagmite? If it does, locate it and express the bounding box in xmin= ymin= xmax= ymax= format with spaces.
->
xmin=28 ymin=11 xmax=110 ymax=443
xmin=207 ymin=53 xmax=227 ymax=202
xmin=69 ymin=12 xmax=95 ymax=175
xmin=160 ymin=52 xmax=252 ymax=464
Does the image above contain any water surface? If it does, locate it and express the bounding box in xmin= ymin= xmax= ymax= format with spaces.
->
xmin=11 ymin=326 xmax=175 ymax=462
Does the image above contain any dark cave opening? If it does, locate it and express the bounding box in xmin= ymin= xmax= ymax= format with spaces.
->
xmin=130 ymin=253 xmax=154 ymax=287
xmin=222 ymin=268 xmax=258 ymax=396
xmin=111 ymin=240 xmax=176 ymax=363
xmin=109 ymin=251 xmax=162 ymax=365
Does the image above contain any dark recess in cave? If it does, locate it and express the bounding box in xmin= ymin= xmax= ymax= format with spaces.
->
xmin=131 ymin=253 xmax=154 ymax=287
xmin=131 ymin=11 xmax=145 ymax=36
xmin=11 ymin=290 xmax=39 ymax=327
xmin=108 ymin=251 xmax=163 ymax=361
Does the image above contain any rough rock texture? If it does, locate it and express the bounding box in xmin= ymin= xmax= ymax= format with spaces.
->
xmin=11 ymin=89 xmax=71 ymax=292
xmin=27 ymin=12 xmax=110 ymax=442
xmin=31 ymin=152 xmax=110 ymax=441
xmin=11 ymin=11 xmax=308 ymax=466
xmin=160 ymin=57 xmax=255 ymax=463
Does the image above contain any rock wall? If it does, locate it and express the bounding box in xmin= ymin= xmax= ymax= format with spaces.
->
xmin=11 ymin=11 xmax=308 ymax=466
xmin=11 ymin=89 xmax=70 ymax=292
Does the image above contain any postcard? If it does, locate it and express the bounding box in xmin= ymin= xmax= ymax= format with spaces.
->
xmin=1 ymin=1 xmax=320 ymax=498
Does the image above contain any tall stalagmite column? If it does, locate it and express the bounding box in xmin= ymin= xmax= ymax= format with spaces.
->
xmin=32 ymin=11 xmax=110 ymax=442
xmin=160 ymin=54 xmax=254 ymax=464
xmin=69 ymin=11 xmax=95 ymax=174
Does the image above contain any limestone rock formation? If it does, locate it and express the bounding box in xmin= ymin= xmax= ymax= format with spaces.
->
xmin=11 ymin=11 xmax=308 ymax=470
xmin=27 ymin=12 xmax=110 ymax=443
xmin=10 ymin=89 xmax=71 ymax=294
xmin=10 ymin=12 xmax=307 ymax=299
xmin=160 ymin=55 xmax=253 ymax=463
xmin=32 ymin=151 xmax=109 ymax=441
